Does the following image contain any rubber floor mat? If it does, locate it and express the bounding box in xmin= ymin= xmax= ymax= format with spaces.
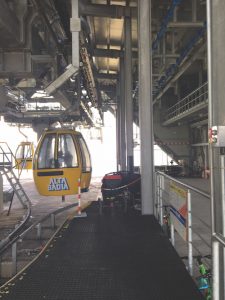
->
xmin=0 ymin=202 xmax=204 ymax=300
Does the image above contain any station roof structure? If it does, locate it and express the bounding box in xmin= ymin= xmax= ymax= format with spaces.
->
xmin=0 ymin=0 xmax=207 ymax=129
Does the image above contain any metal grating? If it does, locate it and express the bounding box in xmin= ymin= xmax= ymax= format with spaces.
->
xmin=0 ymin=202 xmax=204 ymax=300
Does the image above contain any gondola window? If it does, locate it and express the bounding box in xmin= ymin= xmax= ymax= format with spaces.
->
xmin=77 ymin=136 xmax=91 ymax=172
xmin=38 ymin=134 xmax=56 ymax=169
xmin=58 ymin=134 xmax=78 ymax=168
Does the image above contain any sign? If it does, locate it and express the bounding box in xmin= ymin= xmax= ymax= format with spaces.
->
xmin=169 ymin=182 xmax=187 ymax=241
xmin=48 ymin=178 xmax=69 ymax=191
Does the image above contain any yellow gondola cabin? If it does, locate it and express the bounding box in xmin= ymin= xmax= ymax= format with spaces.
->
xmin=33 ymin=128 xmax=92 ymax=196
xmin=15 ymin=142 xmax=34 ymax=170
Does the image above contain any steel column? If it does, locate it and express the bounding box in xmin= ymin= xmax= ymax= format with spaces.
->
xmin=0 ymin=0 xmax=20 ymax=43
xmin=221 ymin=155 xmax=225 ymax=298
xmin=187 ymin=190 xmax=193 ymax=276
xmin=192 ymin=0 xmax=197 ymax=22
xmin=11 ymin=242 xmax=17 ymax=275
xmin=0 ymin=173 xmax=3 ymax=213
xmin=71 ymin=0 xmax=80 ymax=68
xmin=124 ymin=16 xmax=133 ymax=172
xmin=45 ymin=0 xmax=79 ymax=95
xmin=116 ymin=81 xmax=121 ymax=170
xmin=138 ymin=0 xmax=154 ymax=214
xmin=32 ymin=121 xmax=50 ymax=140
xmin=120 ymin=58 xmax=127 ymax=170
xmin=207 ymin=0 xmax=225 ymax=297
xmin=212 ymin=239 xmax=220 ymax=300
xmin=159 ymin=175 xmax=163 ymax=225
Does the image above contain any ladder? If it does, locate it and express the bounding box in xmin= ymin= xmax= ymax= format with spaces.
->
xmin=0 ymin=142 xmax=31 ymax=209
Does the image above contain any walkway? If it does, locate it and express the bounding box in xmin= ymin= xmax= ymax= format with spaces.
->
xmin=0 ymin=202 xmax=203 ymax=300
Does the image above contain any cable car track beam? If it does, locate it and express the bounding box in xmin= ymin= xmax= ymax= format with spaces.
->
xmin=45 ymin=0 xmax=80 ymax=96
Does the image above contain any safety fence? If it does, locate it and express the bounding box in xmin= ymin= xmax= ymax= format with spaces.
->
xmin=155 ymin=171 xmax=211 ymax=276
xmin=0 ymin=202 xmax=78 ymax=277
xmin=165 ymin=82 xmax=208 ymax=123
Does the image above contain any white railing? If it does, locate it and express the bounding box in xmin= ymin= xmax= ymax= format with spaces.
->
xmin=155 ymin=171 xmax=211 ymax=276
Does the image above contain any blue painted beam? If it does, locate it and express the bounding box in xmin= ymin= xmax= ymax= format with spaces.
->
xmin=152 ymin=0 xmax=184 ymax=51
xmin=153 ymin=22 xmax=207 ymax=97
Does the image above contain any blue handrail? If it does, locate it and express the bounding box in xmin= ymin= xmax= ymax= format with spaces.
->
xmin=152 ymin=0 xmax=184 ymax=51
xmin=153 ymin=22 xmax=207 ymax=97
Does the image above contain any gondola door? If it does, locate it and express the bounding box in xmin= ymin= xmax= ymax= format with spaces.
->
xmin=15 ymin=142 xmax=34 ymax=170
xmin=75 ymin=134 xmax=92 ymax=192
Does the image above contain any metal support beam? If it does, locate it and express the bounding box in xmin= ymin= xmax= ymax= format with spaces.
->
xmin=32 ymin=121 xmax=50 ymax=140
xmin=207 ymin=0 xmax=225 ymax=298
xmin=93 ymin=48 xmax=139 ymax=59
xmin=79 ymin=3 xmax=135 ymax=18
xmin=116 ymin=81 xmax=121 ymax=170
xmin=120 ymin=58 xmax=126 ymax=170
xmin=0 ymin=0 xmax=20 ymax=43
xmin=0 ymin=174 xmax=3 ymax=214
xmin=96 ymin=73 xmax=118 ymax=80
xmin=207 ymin=0 xmax=225 ymax=236
xmin=93 ymin=48 xmax=122 ymax=58
xmin=138 ymin=0 xmax=154 ymax=214
xmin=71 ymin=0 xmax=80 ymax=68
xmin=167 ymin=22 xmax=204 ymax=28
xmin=124 ymin=16 xmax=133 ymax=172
xmin=31 ymin=55 xmax=54 ymax=63
xmin=192 ymin=0 xmax=197 ymax=22
xmin=45 ymin=0 xmax=80 ymax=95
xmin=45 ymin=65 xmax=78 ymax=95
xmin=153 ymin=43 xmax=206 ymax=104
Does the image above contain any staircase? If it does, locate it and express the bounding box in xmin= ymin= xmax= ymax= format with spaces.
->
xmin=0 ymin=142 xmax=30 ymax=209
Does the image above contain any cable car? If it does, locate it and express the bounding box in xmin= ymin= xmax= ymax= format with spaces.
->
xmin=15 ymin=142 xmax=34 ymax=170
xmin=33 ymin=128 xmax=92 ymax=196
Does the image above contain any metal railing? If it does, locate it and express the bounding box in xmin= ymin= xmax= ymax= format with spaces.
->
xmin=212 ymin=233 xmax=225 ymax=300
xmin=26 ymin=103 xmax=65 ymax=112
xmin=0 ymin=201 xmax=78 ymax=276
xmin=0 ymin=143 xmax=14 ymax=169
xmin=0 ymin=142 xmax=32 ymax=242
xmin=155 ymin=171 xmax=211 ymax=276
xmin=165 ymin=82 xmax=208 ymax=122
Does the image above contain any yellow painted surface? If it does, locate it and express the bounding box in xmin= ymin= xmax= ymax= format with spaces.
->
xmin=81 ymin=172 xmax=92 ymax=190
xmin=33 ymin=168 xmax=82 ymax=196
xmin=15 ymin=159 xmax=33 ymax=170
xmin=33 ymin=129 xmax=92 ymax=196
xmin=170 ymin=181 xmax=187 ymax=199
xmin=15 ymin=142 xmax=34 ymax=170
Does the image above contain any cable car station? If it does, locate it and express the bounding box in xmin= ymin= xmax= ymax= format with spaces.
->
xmin=0 ymin=0 xmax=224 ymax=299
